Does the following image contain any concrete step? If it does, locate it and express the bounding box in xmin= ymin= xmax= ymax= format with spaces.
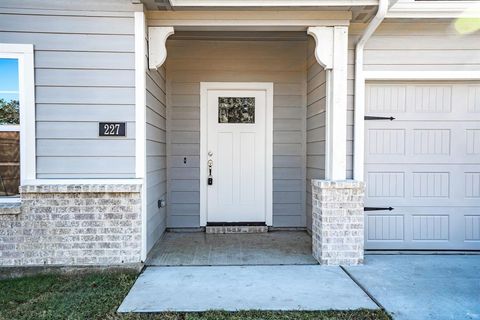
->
xmin=206 ymin=225 xmax=268 ymax=234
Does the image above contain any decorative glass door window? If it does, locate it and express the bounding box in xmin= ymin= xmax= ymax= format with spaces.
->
xmin=0 ymin=58 xmax=20 ymax=197
xmin=218 ymin=97 xmax=255 ymax=123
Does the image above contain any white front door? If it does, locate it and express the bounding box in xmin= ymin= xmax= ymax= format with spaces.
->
xmin=205 ymin=88 xmax=267 ymax=223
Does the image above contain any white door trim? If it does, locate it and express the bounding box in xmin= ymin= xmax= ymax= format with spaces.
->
xmin=200 ymin=82 xmax=273 ymax=226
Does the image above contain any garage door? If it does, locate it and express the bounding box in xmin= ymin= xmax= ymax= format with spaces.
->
xmin=364 ymin=82 xmax=480 ymax=250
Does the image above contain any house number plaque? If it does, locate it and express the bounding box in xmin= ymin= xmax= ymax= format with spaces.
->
xmin=99 ymin=122 xmax=126 ymax=137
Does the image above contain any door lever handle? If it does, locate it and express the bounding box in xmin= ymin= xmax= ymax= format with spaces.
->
xmin=207 ymin=160 xmax=213 ymax=185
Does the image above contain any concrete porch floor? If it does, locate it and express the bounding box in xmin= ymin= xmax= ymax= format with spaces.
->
xmin=146 ymin=231 xmax=317 ymax=266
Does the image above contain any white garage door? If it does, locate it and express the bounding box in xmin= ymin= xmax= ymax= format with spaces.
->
xmin=365 ymin=82 xmax=480 ymax=250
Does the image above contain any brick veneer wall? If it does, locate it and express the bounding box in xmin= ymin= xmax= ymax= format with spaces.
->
xmin=311 ymin=180 xmax=365 ymax=265
xmin=0 ymin=184 xmax=142 ymax=266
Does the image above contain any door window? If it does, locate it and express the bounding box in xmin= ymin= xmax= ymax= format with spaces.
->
xmin=218 ymin=97 xmax=255 ymax=123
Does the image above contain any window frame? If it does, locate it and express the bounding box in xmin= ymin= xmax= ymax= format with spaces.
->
xmin=0 ymin=44 xmax=36 ymax=203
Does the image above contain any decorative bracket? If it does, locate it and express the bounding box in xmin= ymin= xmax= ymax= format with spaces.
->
xmin=307 ymin=27 xmax=334 ymax=70
xmin=148 ymin=27 xmax=175 ymax=70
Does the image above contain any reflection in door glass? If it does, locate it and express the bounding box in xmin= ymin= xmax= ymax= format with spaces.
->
xmin=218 ymin=97 xmax=255 ymax=123
xmin=0 ymin=58 xmax=20 ymax=197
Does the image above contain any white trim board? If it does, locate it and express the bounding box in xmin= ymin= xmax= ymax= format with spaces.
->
xmin=0 ymin=44 xmax=36 ymax=187
xmin=146 ymin=11 xmax=351 ymax=30
xmin=134 ymin=11 xmax=148 ymax=262
xmin=135 ymin=12 xmax=147 ymax=180
xmin=199 ymin=82 xmax=273 ymax=227
xmin=22 ymin=179 xmax=143 ymax=185
xmin=165 ymin=0 xmax=377 ymax=7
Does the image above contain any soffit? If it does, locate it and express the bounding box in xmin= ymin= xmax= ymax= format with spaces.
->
xmin=142 ymin=0 xmax=379 ymax=23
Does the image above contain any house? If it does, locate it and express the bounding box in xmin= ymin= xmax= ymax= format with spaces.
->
xmin=0 ymin=0 xmax=479 ymax=267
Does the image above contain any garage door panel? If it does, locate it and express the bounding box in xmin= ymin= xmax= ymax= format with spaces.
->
xmin=366 ymin=164 xmax=480 ymax=207
xmin=366 ymin=207 xmax=480 ymax=250
xmin=366 ymin=83 xmax=480 ymax=116
xmin=366 ymin=122 xmax=480 ymax=164
xmin=365 ymin=82 xmax=480 ymax=251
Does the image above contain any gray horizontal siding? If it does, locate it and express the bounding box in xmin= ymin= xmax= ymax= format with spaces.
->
xmin=145 ymin=26 xmax=168 ymax=252
xmin=0 ymin=0 xmax=140 ymax=12
xmin=0 ymin=4 xmax=137 ymax=178
xmin=166 ymin=39 xmax=307 ymax=228
xmin=361 ymin=22 xmax=480 ymax=70
xmin=306 ymin=38 xmax=326 ymax=230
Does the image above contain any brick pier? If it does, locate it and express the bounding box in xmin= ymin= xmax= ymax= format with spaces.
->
xmin=311 ymin=180 xmax=365 ymax=265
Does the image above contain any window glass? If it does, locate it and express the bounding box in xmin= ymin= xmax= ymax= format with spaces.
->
xmin=218 ymin=97 xmax=255 ymax=124
xmin=0 ymin=58 xmax=20 ymax=197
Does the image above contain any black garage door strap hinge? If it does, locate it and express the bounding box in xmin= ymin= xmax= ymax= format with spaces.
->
xmin=364 ymin=207 xmax=394 ymax=211
xmin=364 ymin=116 xmax=395 ymax=121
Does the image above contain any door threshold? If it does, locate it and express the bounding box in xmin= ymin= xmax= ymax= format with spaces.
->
xmin=206 ymin=223 xmax=268 ymax=234
xmin=207 ymin=222 xmax=266 ymax=227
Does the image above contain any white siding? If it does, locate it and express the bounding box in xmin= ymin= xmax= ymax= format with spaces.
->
xmin=306 ymin=38 xmax=326 ymax=230
xmin=0 ymin=1 xmax=137 ymax=178
xmin=166 ymin=39 xmax=307 ymax=228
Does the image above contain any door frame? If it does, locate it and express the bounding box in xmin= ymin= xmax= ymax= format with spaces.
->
xmin=199 ymin=82 xmax=273 ymax=227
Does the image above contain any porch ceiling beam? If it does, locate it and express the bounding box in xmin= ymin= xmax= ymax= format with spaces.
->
xmin=147 ymin=11 xmax=352 ymax=28
xmin=148 ymin=27 xmax=175 ymax=70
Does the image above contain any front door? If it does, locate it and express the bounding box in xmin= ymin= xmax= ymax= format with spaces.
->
xmin=205 ymin=88 xmax=267 ymax=223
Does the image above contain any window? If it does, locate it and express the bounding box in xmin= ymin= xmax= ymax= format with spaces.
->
xmin=0 ymin=58 xmax=20 ymax=198
xmin=0 ymin=44 xmax=35 ymax=202
xmin=218 ymin=97 xmax=255 ymax=123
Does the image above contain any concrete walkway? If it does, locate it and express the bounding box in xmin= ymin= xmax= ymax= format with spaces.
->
xmin=345 ymin=255 xmax=480 ymax=320
xmin=118 ymin=265 xmax=377 ymax=312
xmin=119 ymin=255 xmax=480 ymax=318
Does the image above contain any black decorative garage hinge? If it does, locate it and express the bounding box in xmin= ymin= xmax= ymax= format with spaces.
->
xmin=364 ymin=116 xmax=395 ymax=121
xmin=364 ymin=207 xmax=394 ymax=211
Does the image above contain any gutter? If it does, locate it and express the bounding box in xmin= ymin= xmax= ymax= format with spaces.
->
xmin=353 ymin=0 xmax=389 ymax=181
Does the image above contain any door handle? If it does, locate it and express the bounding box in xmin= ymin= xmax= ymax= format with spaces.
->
xmin=207 ymin=160 xmax=213 ymax=185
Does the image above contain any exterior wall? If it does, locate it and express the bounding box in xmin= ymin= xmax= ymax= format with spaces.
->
xmin=306 ymin=38 xmax=326 ymax=230
xmin=165 ymin=39 xmax=307 ymax=228
xmin=0 ymin=0 xmax=138 ymax=178
xmin=145 ymin=43 xmax=167 ymax=251
xmin=347 ymin=21 xmax=480 ymax=177
xmin=0 ymin=184 xmax=142 ymax=266
xmin=362 ymin=21 xmax=480 ymax=72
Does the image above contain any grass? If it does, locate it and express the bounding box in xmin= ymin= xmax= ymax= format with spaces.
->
xmin=0 ymin=271 xmax=391 ymax=320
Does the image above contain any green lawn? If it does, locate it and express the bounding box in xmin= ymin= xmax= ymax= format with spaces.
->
xmin=0 ymin=271 xmax=390 ymax=320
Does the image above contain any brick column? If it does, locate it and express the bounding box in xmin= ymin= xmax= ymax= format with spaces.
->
xmin=311 ymin=180 xmax=365 ymax=265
